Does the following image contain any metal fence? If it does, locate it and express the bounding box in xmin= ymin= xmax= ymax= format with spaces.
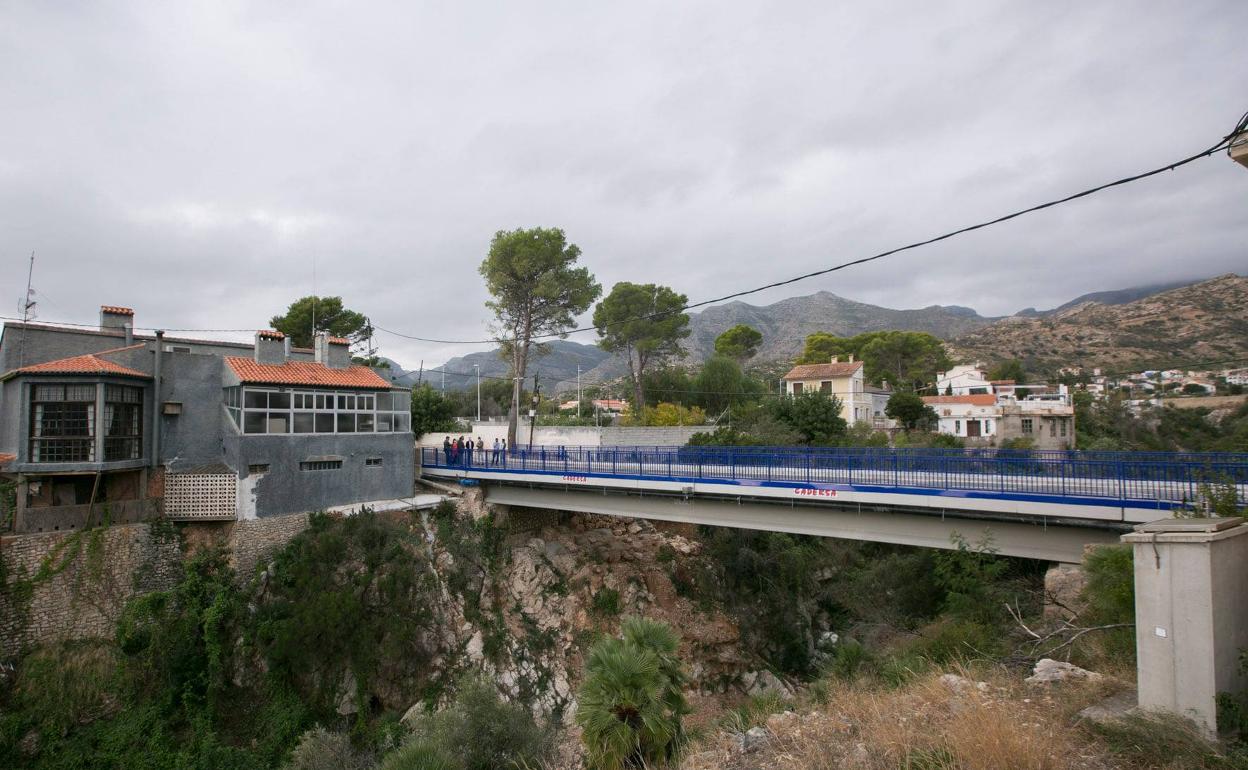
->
xmin=421 ymin=445 xmax=1248 ymax=507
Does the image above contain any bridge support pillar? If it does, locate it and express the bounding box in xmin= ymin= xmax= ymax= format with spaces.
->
xmin=1122 ymin=518 xmax=1248 ymax=738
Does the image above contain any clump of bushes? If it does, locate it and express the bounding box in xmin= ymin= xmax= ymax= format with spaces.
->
xmin=382 ymin=676 xmax=554 ymax=770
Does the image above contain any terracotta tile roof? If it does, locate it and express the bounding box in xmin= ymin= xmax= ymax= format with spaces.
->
xmin=0 ymin=453 xmax=15 ymax=466
xmin=328 ymin=336 xmax=350 ymax=345
xmin=922 ymin=394 xmax=998 ymax=406
xmin=224 ymin=357 xmax=391 ymax=389
xmin=257 ymin=330 xmax=286 ymax=340
xmin=783 ymin=361 xmax=864 ymax=380
xmin=100 ymin=305 xmax=134 ymax=315
xmin=989 ymin=379 xmax=1016 ymax=385
xmin=9 ymin=352 xmax=150 ymax=379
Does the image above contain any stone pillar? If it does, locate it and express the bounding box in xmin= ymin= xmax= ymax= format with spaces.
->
xmin=1122 ymin=518 xmax=1248 ymax=737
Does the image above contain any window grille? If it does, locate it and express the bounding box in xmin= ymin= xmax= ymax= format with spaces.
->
xmin=300 ymin=460 xmax=342 ymax=471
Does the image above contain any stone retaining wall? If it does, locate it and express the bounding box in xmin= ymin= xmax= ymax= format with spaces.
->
xmin=0 ymin=512 xmax=315 ymax=658
xmin=0 ymin=523 xmax=182 ymax=658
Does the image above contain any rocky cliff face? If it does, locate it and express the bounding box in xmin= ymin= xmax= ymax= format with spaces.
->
xmin=421 ymin=493 xmax=782 ymax=727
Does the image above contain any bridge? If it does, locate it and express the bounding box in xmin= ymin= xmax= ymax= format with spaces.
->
xmin=420 ymin=445 xmax=1248 ymax=563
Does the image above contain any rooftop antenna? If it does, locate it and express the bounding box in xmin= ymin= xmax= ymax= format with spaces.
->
xmin=17 ymin=250 xmax=36 ymax=369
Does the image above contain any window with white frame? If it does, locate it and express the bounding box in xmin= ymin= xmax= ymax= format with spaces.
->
xmin=226 ymin=387 xmax=410 ymax=435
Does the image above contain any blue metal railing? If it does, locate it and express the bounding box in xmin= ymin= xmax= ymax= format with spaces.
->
xmin=420 ymin=445 xmax=1248 ymax=507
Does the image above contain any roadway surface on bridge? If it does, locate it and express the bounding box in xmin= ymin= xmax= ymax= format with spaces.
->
xmin=422 ymin=445 xmax=1247 ymax=526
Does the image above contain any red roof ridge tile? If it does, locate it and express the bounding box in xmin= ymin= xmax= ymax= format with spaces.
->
xmin=8 ymin=352 xmax=151 ymax=379
xmin=257 ymin=330 xmax=286 ymax=339
xmin=100 ymin=305 xmax=134 ymax=315
xmin=328 ymin=336 xmax=350 ymax=345
xmin=224 ymin=356 xmax=392 ymax=390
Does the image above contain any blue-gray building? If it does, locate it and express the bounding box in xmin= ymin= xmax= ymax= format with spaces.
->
xmin=0 ymin=306 xmax=414 ymax=533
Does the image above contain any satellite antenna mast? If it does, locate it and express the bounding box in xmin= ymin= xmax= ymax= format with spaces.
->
xmin=17 ymin=250 xmax=36 ymax=369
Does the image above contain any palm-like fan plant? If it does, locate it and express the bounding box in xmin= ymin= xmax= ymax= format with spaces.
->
xmin=576 ymin=617 xmax=691 ymax=770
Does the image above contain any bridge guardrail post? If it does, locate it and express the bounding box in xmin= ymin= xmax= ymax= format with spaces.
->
xmin=893 ymin=452 xmax=899 ymax=488
xmin=1116 ymin=460 xmax=1125 ymax=505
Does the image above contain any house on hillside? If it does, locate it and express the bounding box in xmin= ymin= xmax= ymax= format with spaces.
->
xmin=781 ymin=358 xmax=876 ymax=424
xmin=0 ymin=306 xmax=414 ymax=534
xmin=922 ymin=391 xmax=1074 ymax=449
xmin=935 ymin=364 xmax=993 ymax=396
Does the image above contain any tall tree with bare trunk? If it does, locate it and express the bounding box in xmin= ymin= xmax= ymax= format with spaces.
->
xmin=480 ymin=227 xmax=600 ymax=447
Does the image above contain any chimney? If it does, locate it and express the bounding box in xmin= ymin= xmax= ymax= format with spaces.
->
xmin=100 ymin=305 xmax=134 ymax=332
xmin=315 ymin=331 xmax=351 ymax=369
xmin=848 ymin=354 xmax=855 ymax=363
xmin=254 ymin=330 xmax=287 ymax=365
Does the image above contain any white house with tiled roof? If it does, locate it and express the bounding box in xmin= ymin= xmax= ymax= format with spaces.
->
xmin=781 ymin=358 xmax=874 ymax=424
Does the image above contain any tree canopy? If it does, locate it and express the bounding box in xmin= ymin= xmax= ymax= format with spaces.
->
xmin=770 ymin=392 xmax=847 ymax=445
xmin=886 ymin=390 xmax=939 ymax=431
xmin=714 ymin=324 xmax=763 ymax=362
xmin=987 ymin=360 xmax=1026 ymax=383
xmin=799 ymin=330 xmax=950 ymax=390
xmin=270 ymin=296 xmax=371 ymax=349
xmin=593 ymin=282 xmax=690 ymax=411
xmin=693 ymin=355 xmax=764 ymax=415
xmin=479 ymin=227 xmax=600 ymax=445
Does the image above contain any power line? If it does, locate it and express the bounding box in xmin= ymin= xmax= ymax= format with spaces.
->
xmin=374 ymin=111 xmax=1248 ymax=346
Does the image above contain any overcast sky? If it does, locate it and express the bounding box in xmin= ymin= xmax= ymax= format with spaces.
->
xmin=2 ymin=1 xmax=1246 ymax=369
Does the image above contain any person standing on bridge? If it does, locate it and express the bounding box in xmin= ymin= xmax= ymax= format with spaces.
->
xmin=500 ymin=438 xmax=507 ymax=466
xmin=491 ymin=437 xmax=501 ymax=465
xmin=464 ymin=436 xmax=474 ymax=467
xmin=451 ymin=437 xmax=461 ymax=465
xmin=442 ymin=436 xmax=451 ymax=466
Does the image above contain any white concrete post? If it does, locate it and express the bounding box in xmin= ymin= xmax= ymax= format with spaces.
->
xmin=1122 ymin=518 xmax=1248 ymax=737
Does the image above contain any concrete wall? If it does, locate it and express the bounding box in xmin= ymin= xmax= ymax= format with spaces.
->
xmin=420 ymin=424 xmax=709 ymax=448
xmin=0 ymin=522 xmax=182 ymax=657
xmin=159 ymin=353 xmax=229 ymax=470
xmin=1124 ymin=518 xmax=1248 ymax=737
xmin=233 ymin=432 xmax=414 ymax=517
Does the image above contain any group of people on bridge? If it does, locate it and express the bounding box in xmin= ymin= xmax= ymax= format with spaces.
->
xmin=442 ymin=435 xmax=508 ymax=467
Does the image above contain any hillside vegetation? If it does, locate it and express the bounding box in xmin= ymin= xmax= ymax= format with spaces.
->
xmin=953 ymin=274 xmax=1248 ymax=372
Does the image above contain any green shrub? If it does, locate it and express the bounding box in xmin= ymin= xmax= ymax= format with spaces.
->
xmin=576 ymin=617 xmax=690 ymax=770
xmin=591 ymin=587 xmax=621 ymax=617
xmin=284 ymin=726 xmax=375 ymax=770
xmin=825 ymin=639 xmax=872 ymax=680
xmin=380 ymin=741 xmax=457 ymax=770
xmin=394 ymin=676 xmax=553 ymax=770
xmin=720 ymin=691 xmax=790 ymax=733
xmin=910 ymin=618 xmax=1004 ymax=664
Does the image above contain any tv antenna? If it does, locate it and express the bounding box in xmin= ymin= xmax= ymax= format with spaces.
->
xmin=17 ymin=250 xmax=37 ymax=368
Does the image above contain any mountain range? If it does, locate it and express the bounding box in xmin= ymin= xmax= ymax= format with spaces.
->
xmin=392 ymin=274 xmax=1239 ymax=394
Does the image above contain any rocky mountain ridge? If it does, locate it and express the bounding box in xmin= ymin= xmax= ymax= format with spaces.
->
xmin=950 ymin=274 xmax=1248 ymax=372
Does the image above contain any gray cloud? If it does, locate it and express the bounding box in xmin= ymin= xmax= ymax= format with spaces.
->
xmin=1 ymin=0 xmax=1245 ymax=369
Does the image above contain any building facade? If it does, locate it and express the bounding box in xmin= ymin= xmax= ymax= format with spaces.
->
xmin=781 ymin=359 xmax=879 ymax=424
xmin=0 ymin=307 xmax=414 ymax=533
xmin=922 ymin=392 xmax=1075 ymax=449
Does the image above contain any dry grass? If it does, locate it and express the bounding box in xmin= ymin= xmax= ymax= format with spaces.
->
xmin=679 ymin=666 xmax=1134 ymax=770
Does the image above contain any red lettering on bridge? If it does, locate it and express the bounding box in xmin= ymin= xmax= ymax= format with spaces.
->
xmin=794 ymin=487 xmax=836 ymax=497
xmin=562 ymin=475 xmax=588 ymax=482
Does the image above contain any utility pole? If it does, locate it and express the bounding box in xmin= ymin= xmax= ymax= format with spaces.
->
xmin=474 ymin=364 xmax=481 ymax=423
xmin=528 ymin=372 xmax=540 ymax=449
xmin=577 ymin=365 xmax=582 ymax=419
xmin=441 ymin=368 xmax=445 ymax=393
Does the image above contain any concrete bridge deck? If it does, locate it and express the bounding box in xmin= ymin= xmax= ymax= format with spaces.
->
xmin=421 ymin=445 xmax=1248 ymax=562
